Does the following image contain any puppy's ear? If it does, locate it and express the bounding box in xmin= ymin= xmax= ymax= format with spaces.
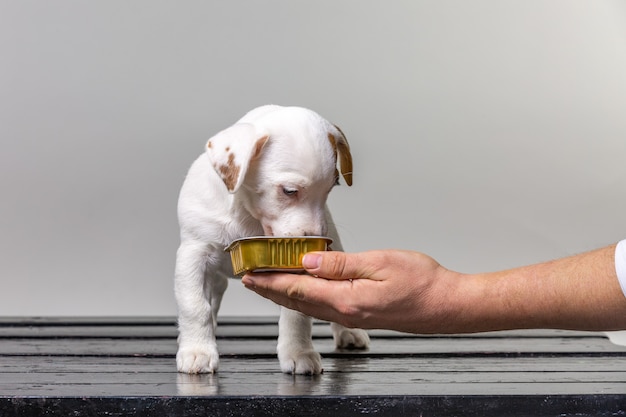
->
xmin=328 ymin=125 xmax=353 ymax=186
xmin=206 ymin=123 xmax=269 ymax=193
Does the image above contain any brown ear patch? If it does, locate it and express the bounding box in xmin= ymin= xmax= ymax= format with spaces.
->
xmin=252 ymin=135 xmax=269 ymax=159
xmin=328 ymin=131 xmax=353 ymax=186
xmin=218 ymin=153 xmax=240 ymax=192
xmin=328 ymin=133 xmax=337 ymax=155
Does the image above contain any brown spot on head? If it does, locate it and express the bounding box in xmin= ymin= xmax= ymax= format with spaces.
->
xmin=218 ymin=153 xmax=240 ymax=192
xmin=207 ymin=141 xmax=212 ymax=149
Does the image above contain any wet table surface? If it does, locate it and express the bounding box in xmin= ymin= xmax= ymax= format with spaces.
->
xmin=1 ymin=317 xmax=626 ymax=416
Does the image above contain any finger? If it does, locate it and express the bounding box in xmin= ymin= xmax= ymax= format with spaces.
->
xmin=302 ymin=251 xmax=380 ymax=281
xmin=242 ymin=272 xmax=350 ymax=316
xmin=241 ymin=274 xmax=333 ymax=320
xmin=247 ymin=284 xmax=342 ymax=324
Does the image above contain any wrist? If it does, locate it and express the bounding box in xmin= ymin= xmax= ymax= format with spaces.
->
xmin=442 ymin=271 xmax=496 ymax=333
xmin=421 ymin=267 xmax=493 ymax=334
xmin=445 ymin=269 xmax=527 ymax=333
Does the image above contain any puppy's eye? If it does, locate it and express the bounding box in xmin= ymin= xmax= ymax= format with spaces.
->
xmin=282 ymin=187 xmax=298 ymax=196
xmin=334 ymin=176 xmax=340 ymax=186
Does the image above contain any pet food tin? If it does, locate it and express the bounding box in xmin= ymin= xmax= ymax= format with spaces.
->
xmin=225 ymin=236 xmax=333 ymax=276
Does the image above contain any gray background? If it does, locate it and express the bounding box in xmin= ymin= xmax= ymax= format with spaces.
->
xmin=2 ymin=1 xmax=625 ymax=317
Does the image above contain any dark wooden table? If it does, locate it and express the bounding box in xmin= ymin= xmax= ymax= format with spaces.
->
xmin=1 ymin=317 xmax=626 ymax=416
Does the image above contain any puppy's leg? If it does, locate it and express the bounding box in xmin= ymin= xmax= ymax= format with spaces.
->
xmin=175 ymin=241 xmax=227 ymax=374
xmin=324 ymin=209 xmax=370 ymax=350
xmin=330 ymin=322 xmax=370 ymax=350
xmin=277 ymin=307 xmax=322 ymax=375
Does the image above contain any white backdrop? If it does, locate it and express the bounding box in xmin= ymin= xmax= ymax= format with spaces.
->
xmin=2 ymin=1 xmax=626 ymax=317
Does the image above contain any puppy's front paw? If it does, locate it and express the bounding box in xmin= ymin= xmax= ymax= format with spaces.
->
xmin=334 ymin=328 xmax=370 ymax=350
xmin=176 ymin=345 xmax=220 ymax=374
xmin=278 ymin=347 xmax=323 ymax=375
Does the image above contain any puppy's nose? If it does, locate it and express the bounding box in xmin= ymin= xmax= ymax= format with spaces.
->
xmin=302 ymin=228 xmax=326 ymax=237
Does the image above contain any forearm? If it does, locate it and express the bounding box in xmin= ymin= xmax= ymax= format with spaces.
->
xmin=244 ymin=245 xmax=626 ymax=335
xmin=449 ymin=244 xmax=626 ymax=333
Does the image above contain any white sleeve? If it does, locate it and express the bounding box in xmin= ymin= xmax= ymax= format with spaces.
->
xmin=615 ymin=239 xmax=626 ymax=298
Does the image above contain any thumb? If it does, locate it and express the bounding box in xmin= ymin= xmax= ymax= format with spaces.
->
xmin=303 ymin=251 xmax=372 ymax=280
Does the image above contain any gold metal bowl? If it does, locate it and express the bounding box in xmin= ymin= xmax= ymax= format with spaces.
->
xmin=225 ymin=236 xmax=332 ymax=276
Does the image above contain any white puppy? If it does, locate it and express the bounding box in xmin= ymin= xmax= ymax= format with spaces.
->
xmin=175 ymin=105 xmax=370 ymax=375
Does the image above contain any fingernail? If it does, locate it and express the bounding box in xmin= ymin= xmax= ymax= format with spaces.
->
xmin=302 ymin=253 xmax=321 ymax=270
xmin=241 ymin=275 xmax=255 ymax=287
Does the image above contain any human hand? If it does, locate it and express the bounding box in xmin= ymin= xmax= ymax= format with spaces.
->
xmin=242 ymin=249 xmax=462 ymax=334
xmin=244 ymin=244 xmax=626 ymax=334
